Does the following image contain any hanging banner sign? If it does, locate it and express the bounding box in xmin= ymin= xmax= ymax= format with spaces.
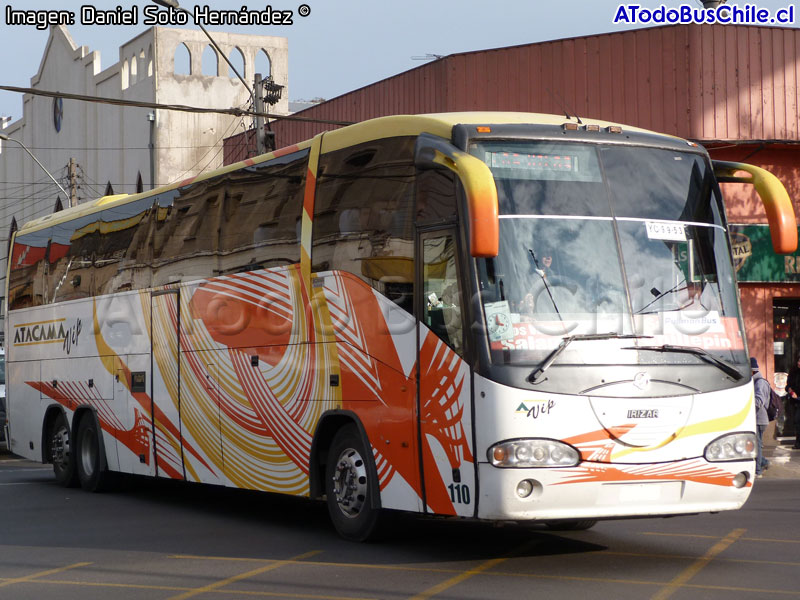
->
xmin=729 ymin=224 xmax=800 ymax=282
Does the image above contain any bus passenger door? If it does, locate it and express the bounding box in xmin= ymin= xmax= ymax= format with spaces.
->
xmin=417 ymin=229 xmax=475 ymax=517
xmin=150 ymin=289 xmax=185 ymax=480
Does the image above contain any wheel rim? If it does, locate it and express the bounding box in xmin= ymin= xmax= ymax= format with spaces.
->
xmin=331 ymin=447 xmax=368 ymax=518
xmin=79 ymin=427 xmax=96 ymax=478
xmin=51 ymin=425 xmax=70 ymax=470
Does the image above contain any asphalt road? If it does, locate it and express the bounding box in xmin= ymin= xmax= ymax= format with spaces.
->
xmin=1 ymin=452 xmax=799 ymax=600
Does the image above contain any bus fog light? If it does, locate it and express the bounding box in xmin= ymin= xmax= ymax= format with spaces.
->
xmin=516 ymin=479 xmax=534 ymax=498
xmin=732 ymin=472 xmax=748 ymax=488
xmin=705 ymin=432 xmax=757 ymax=462
xmin=488 ymin=439 xmax=580 ymax=468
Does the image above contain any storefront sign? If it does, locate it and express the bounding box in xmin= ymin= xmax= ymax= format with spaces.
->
xmin=729 ymin=224 xmax=800 ymax=282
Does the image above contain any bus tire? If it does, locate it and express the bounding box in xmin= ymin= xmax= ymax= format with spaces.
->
xmin=50 ymin=412 xmax=78 ymax=487
xmin=544 ymin=519 xmax=598 ymax=531
xmin=75 ymin=413 xmax=110 ymax=492
xmin=325 ymin=424 xmax=382 ymax=542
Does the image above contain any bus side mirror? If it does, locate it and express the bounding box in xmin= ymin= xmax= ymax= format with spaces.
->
xmin=713 ymin=160 xmax=798 ymax=254
xmin=415 ymin=133 xmax=499 ymax=257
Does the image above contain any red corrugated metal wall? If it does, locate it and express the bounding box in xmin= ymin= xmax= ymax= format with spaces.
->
xmin=227 ymin=23 xmax=800 ymax=157
xmin=224 ymin=24 xmax=800 ymax=159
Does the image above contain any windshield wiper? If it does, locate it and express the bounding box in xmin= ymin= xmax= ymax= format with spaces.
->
xmin=623 ymin=344 xmax=743 ymax=381
xmin=634 ymin=281 xmax=689 ymax=315
xmin=527 ymin=333 xmax=651 ymax=384
xmin=528 ymin=248 xmax=563 ymax=322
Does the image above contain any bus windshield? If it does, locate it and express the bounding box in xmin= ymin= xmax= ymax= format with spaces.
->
xmin=471 ymin=141 xmax=746 ymax=372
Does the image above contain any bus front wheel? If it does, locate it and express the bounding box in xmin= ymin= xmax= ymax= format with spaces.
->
xmin=325 ymin=425 xmax=382 ymax=542
xmin=75 ymin=413 xmax=110 ymax=492
xmin=50 ymin=413 xmax=78 ymax=487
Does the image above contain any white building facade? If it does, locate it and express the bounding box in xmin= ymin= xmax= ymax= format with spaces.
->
xmin=0 ymin=25 xmax=289 ymax=339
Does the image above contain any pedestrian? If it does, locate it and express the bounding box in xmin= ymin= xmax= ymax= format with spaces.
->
xmin=751 ymin=357 xmax=771 ymax=477
xmin=785 ymin=354 xmax=800 ymax=449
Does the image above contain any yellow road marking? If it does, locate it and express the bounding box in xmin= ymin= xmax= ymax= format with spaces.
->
xmin=17 ymin=571 xmax=800 ymax=598
xmin=405 ymin=540 xmax=542 ymax=600
xmin=607 ymin=550 xmax=800 ymax=567
xmin=644 ymin=531 xmax=800 ymax=545
xmin=0 ymin=562 xmax=91 ymax=588
xmin=650 ymin=528 xmax=746 ymax=600
xmin=2 ymin=555 xmax=799 ymax=598
xmin=166 ymin=550 xmax=321 ymax=600
xmin=173 ymin=550 xmax=800 ymax=578
xmin=172 ymin=555 xmax=460 ymax=573
xmin=407 ymin=557 xmax=508 ymax=600
xmin=643 ymin=532 xmax=728 ymax=539
xmin=740 ymin=536 xmax=800 ymax=545
xmin=24 ymin=578 xmax=374 ymax=599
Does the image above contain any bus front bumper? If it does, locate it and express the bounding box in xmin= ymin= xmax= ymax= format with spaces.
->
xmin=475 ymin=460 xmax=754 ymax=522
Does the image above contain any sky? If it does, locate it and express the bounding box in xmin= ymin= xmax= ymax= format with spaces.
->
xmin=0 ymin=0 xmax=798 ymax=122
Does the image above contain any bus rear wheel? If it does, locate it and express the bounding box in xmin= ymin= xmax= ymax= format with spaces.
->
xmin=325 ymin=425 xmax=382 ymax=542
xmin=76 ymin=413 xmax=110 ymax=492
xmin=50 ymin=413 xmax=78 ymax=487
xmin=544 ymin=519 xmax=598 ymax=531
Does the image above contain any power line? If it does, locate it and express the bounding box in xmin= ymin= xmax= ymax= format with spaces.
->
xmin=0 ymin=84 xmax=353 ymax=126
xmin=168 ymin=108 xmax=244 ymax=185
xmin=2 ymin=145 xmax=230 ymax=151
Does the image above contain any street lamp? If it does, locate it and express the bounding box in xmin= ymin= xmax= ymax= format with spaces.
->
xmin=0 ymin=133 xmax=69 ymax=199
xmin=150 ymin=0 xmax=269 ymax=154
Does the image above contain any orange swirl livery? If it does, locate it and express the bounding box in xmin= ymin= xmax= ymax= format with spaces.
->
xmin=6 ymin=113 xmax=794 ymax=540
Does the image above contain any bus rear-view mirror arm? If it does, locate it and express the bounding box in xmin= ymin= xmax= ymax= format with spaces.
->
xmin=414 ymin=133 xmax=499 ymax=257
xmin=713 ymin=160 xmax=798 ymax=254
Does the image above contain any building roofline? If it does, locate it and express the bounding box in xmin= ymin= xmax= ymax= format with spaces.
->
xmin=291 ymin=23 xmax=800 ymax=118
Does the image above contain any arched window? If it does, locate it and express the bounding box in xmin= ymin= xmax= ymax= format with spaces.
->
xmin=147 ymin=44 xmax=154 ymax=77
xmin=254 ymin=49 xmax=271 ymax=78
xmin=201 ymin=44 xmax=218 ymax=76
xmin=121 ymin=59 xmax=129 ymax=89
xmin=174 ymin=43 xmax=191 ymax=75
xmin=130 ymin=53 xmax=138 ymax=84
xmin=227 ymin=47 xmax=246 ymax=79
xmin=138 ymin=49 xmax=147 ymax=79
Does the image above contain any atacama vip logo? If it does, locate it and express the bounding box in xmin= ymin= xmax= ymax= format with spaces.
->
xmin=13 ymin=318 xmax=82 ymax=355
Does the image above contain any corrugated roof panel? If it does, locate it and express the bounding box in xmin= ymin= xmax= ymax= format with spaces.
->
xmin=223 ymin=24 xmax=800 ymax=160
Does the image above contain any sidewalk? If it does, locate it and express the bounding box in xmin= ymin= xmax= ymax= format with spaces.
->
xmin=762 ymin=421 xmax=800 ymax=479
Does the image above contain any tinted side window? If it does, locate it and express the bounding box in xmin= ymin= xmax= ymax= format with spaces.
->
xmin=218 ymin=151 xmax=307 ymax=273
xmin=416 ymin=169 xmax=457 ymax=224
xmin=8 ymin=150 xmax=308 ymax=305
xmin=73 ymin=196 xmax=154 ymax=297
xmin=152 ymin=181 xmax=221 ymax=286
xmin=9 ymin=228 xmax=50 ymax=309
xmin=312 ymin=137 xmax=415 ymax=313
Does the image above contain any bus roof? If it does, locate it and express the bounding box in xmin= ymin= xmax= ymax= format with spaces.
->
xmin=318 ymin=111 xmax=670 ymax=153
xmin=16 ymin=112 xmax=681 ymax=237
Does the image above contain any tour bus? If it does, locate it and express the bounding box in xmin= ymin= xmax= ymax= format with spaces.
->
xmin=5 ymin=113 xmax=796 ymax=541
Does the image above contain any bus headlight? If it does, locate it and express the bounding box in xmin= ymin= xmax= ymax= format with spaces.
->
xmin=704 ymin=432 xmax=757 ymax=462
xmin=489 ymin=439 xmax=580 ymax=468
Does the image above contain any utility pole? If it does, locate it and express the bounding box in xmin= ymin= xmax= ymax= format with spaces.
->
xmin=254 ymin=73 xmax=266 ymax=156
xmin=148 ymin=112 xmax=156 ymax=189
xmin=68 ymin=158 xmax=78 ymax=207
